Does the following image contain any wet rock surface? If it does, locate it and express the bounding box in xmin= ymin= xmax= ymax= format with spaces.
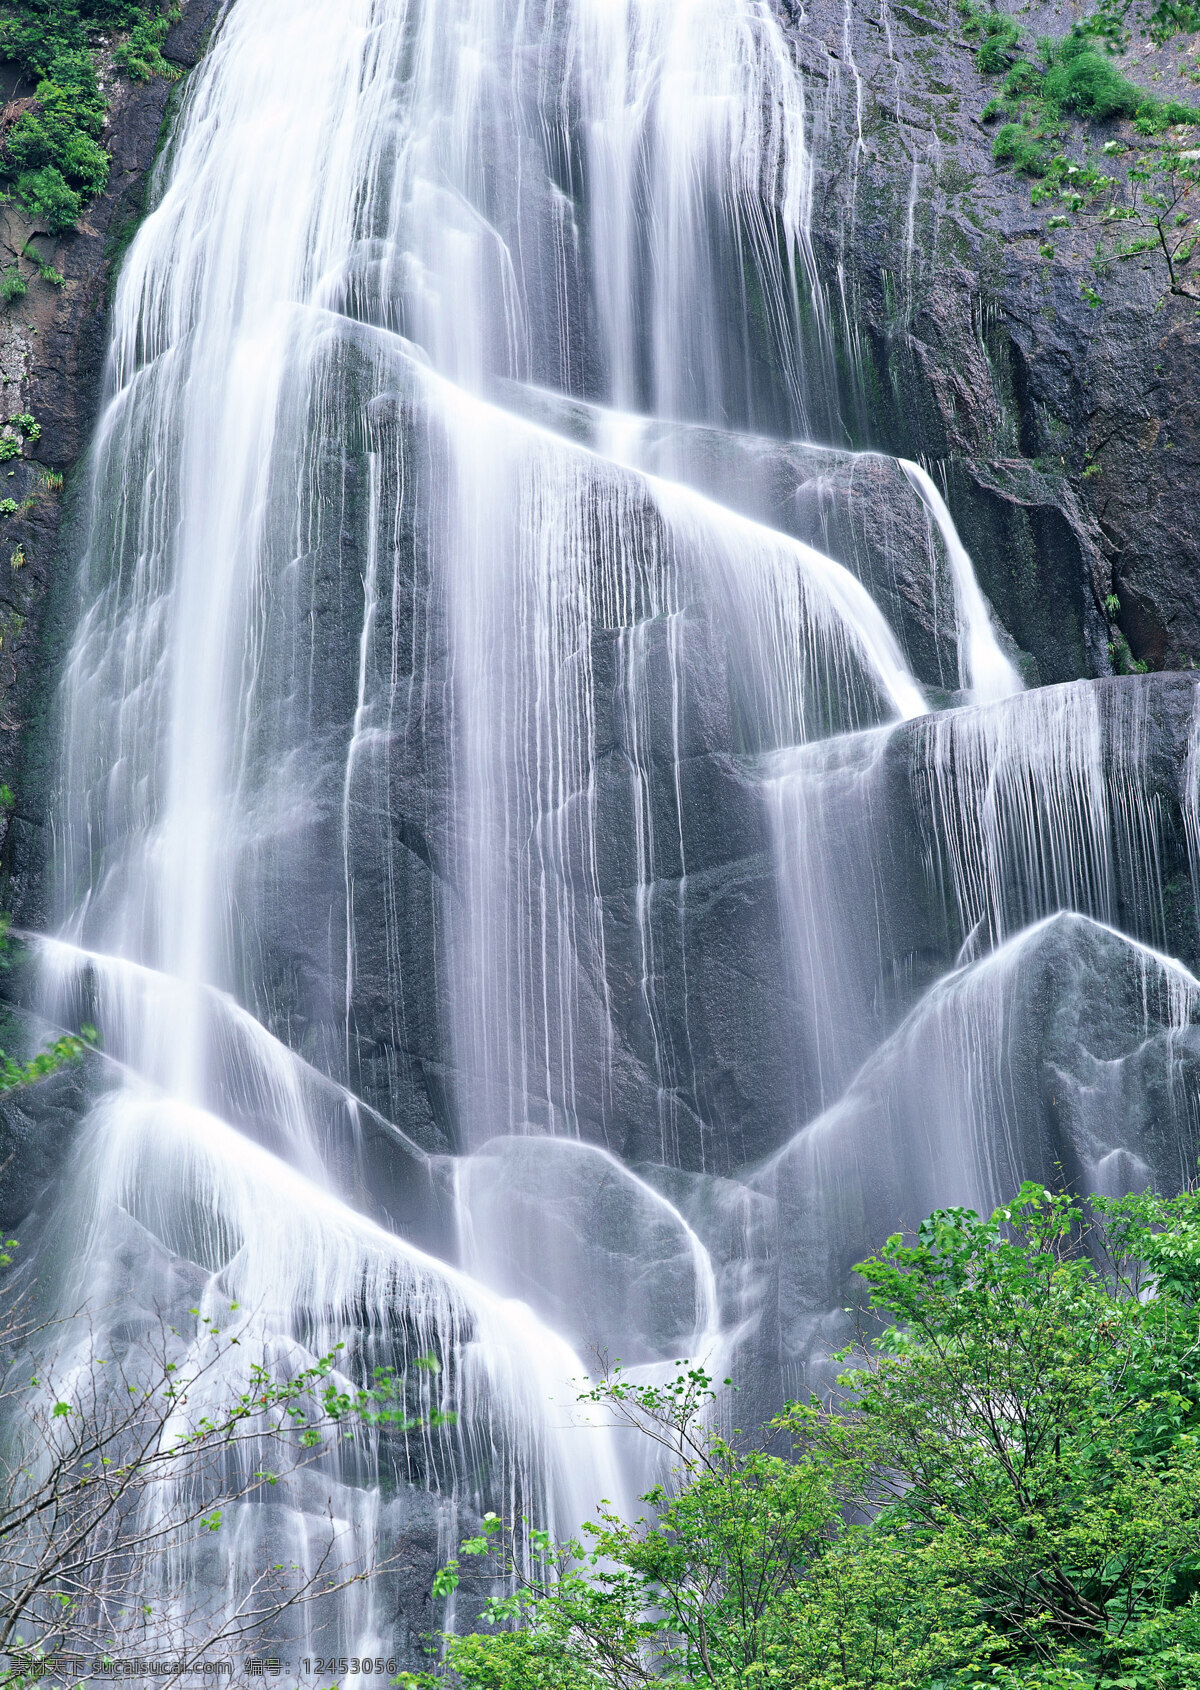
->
xmin=790 ymin=0 xmax=1200 ymax=681
xmin=759 ymin=907 xmax=1200 ymax=1377
xmin=0 ymin=0 xmax=224 ymax=909
xmin=1 ymin=0 xmax=1196 ymax=910
xmin=0 ymin=3 xmax=1198 ymax=1655
xmin=0 ymin=1043 xmax=106 ymax=1233
xmin=0 ymin=0 xmax=1198 ymax=1393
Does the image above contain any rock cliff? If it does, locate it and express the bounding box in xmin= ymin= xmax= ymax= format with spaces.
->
xmin=791 ymin=0 xmax=1200 ymax=683
xmin=0 ymin=0 xmax=223 ymax=900
xmin=0 ymin=9 xmax=1197 ymax=1619
xmin=1 ymin=0 xmax=1199 ymax=1222
xmin=3 ymin=1 xmax=1199 ymax=904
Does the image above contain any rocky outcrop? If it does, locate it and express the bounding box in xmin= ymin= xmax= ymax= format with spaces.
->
xmin=0 ymin=0 xmax=1197 ymax=1293
xmin=760 ymin=906 xmax=1200 ymax=1379
xmin=0 ymin=0 xmax=223 ymax=900
xmin=0 ymin=0 xmax=1196 ymax=899
xmin=787 ymin=0 xmax=1200 ymax=682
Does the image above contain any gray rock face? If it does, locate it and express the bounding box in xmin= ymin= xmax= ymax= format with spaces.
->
xmin=0 ymin=0 xmax=226 ymax=921
xmin=757 ymin=909 xmax=1200 ymax=1378
xmin=786 ymin=0 xmax=1200 ymax=680
xmin=499 ymin=388 xmax=971 ymax=694
xmin=455 ymin=1135 xmax=710 ymax=1362
xmin=0 ymin=1046 xmax=103 ymax=1233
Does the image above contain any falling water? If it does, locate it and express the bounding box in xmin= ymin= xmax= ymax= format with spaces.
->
xmin=7 ymin=0 xmax=1200 ymax=1666
xmin=899 ymin=459 xmax=1023 ymax=705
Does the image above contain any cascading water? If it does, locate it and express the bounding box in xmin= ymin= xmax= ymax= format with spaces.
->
xmin=8 ymin=0 xmax=1200 ymax=1667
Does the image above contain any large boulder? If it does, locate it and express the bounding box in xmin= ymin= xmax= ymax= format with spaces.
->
xmin=758 ymin=910 xmax=1200 ymax=1376
xmin=456 ymin=1134 xmax=714 ymax=1364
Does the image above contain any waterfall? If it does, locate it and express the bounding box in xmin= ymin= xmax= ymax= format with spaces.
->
xmin=898 ymin=460 xmax=1024 ymax=705
xmin=7 ymin=0 xmax=1200 ymax=1666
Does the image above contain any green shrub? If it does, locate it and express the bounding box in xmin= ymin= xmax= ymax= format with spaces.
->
xmin=977 ymin=14 xmax=1022 ymax=73
xmin=0 ymin=417 xmax=42 ymax=462
xmin=960 ymin=2 xmax=1024 ymax=70
xmin=1044 ymin=41 xmax=1151 ymax=119
xmin=1069 ymin=4 xmax=1133 ymax=54
xmin=981 ymin=95 xmax=1018 ymax=122
xmin=993 ymin=122 xmax=1051 ymax=175
xmin=23 ymin=245 xmax=67 ymax=286
xmin=15 ymin=166 xmax=82 ymax=234
xmin=1146 ymin=0 xmax=1200 ymax=41
xmin=982 ymin=5 xmax=1200 ymax=285
xmin=114 ymin=15 xmax=179 ymax=83
xmin=0 ymin=2 xmax=178 ymax=232
xmin=423 ymin=1183 xmax=1200 ymax=1690
xmin=1038 ymin=38 xmax=1200 ymax=126
xmin=1002 ymin=58 xmax=1041 ymax=97
xmin=0 ymin=267 xmax=27 ymax=305
xmin=7 ymin=110 xmax=110 ymax=196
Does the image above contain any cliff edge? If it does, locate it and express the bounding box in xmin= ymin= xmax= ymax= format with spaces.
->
xmin=0 ymin=0 xmax=222 ymax=897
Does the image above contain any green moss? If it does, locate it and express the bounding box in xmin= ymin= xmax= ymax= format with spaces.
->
xmin=938 ymin=158 xmax=976 ymax=194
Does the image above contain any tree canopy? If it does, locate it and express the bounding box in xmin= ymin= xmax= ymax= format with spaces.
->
xmin=412 ymin=1180 xmax=1200 ymax=1690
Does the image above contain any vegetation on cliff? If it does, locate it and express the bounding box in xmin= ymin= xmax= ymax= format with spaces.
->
xmin=0 ymin=2 xmax=179 ymax=235
xmin=0 ymin=913 xmax=94 ymax=1089
xmin=964 ymin=1 xmax=1200 ymax=298
xmin=416 ymin=1182 xmax=1200 ymax=1689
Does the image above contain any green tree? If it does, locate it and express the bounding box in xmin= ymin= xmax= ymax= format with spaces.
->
xmin=0 ymin=1297 xmax=436 ymax=1683
xmin=1107 ymin=145 xmax=1200 ymax=296
xmin=413 ymin=1181 xmax=1200 ymax=1689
